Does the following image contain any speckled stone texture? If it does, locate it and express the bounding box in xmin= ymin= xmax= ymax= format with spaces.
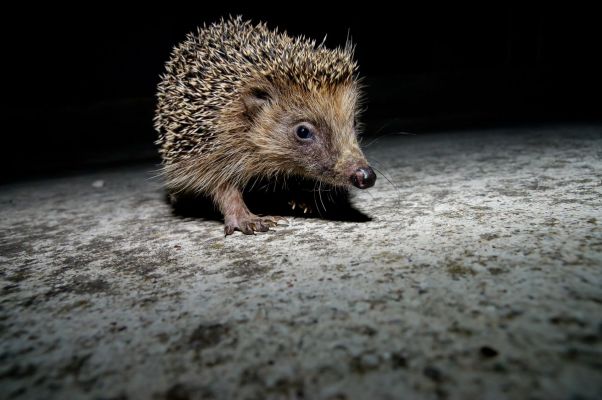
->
xmin=1 ymin=125 xmax=601 ymax=400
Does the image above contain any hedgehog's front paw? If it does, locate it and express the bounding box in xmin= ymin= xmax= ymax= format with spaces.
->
xmin=224 ymin=214 xmax=287 ymax=235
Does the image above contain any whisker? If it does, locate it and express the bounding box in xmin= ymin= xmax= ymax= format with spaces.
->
xmin=247 ymin=176 xmax=260 ymax=192
xmin=146 ymin=164 xmax=166 ymax=181
xmin=370 ymin=162 xmax=402 ymax=212
xmin=318 ymin=180 xmax=327 ymax=214
xmin=327 ymin=189 xmax=334 ymax=203
xmin=312 ymin=180 xmax=323 ymax=217
xmin=363 ymin=131 xmax=417 ymax=149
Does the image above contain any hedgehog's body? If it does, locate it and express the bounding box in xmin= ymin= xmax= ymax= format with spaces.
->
xmin=155 ymin=17 xmax=376 ymax=234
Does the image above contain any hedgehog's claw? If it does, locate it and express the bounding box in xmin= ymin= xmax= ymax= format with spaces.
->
xmin=260 ymin=215 xmax=288 ymax=226
xmin=224 ymin=214 xmax=286 ymax=236
xmin=289 ymin=199 xmax=313 ymax=215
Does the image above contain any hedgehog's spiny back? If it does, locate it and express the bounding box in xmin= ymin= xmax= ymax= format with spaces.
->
xmin=154 ymin=17 xmax=358 ymax=167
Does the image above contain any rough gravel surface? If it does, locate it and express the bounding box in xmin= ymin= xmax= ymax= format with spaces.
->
xmin=1 ymin=125 xmax=601 ymax=399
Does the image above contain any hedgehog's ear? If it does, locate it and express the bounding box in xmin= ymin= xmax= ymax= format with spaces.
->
xmin=242 ymin=85 xmax=273 ymax=121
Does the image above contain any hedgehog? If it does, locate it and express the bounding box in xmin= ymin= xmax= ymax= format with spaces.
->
xmin=154 ymin=17 xmax=376 ymax=235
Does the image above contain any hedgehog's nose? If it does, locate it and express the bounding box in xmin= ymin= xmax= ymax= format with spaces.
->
xmin=351 ymin=166 xmax=376 ymax=189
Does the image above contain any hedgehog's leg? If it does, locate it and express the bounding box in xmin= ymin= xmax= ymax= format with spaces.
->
xmin=214 ymin=184 xmax=283 ymax=235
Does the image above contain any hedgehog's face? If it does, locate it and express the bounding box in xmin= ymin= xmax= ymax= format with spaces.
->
xmin=242 ymin=82 xmax=376 ymax=189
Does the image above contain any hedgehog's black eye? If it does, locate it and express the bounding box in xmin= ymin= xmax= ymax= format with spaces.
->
xmin=296 ymin=125 xmax=314 ymax=140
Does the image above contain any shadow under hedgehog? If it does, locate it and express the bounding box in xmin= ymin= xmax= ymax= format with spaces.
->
xmin=154 ymin=16 xmax=376 ymax=235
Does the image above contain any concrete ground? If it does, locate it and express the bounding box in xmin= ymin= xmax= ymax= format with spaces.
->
xmin=1 ymin=125 xmax=601 ymax=400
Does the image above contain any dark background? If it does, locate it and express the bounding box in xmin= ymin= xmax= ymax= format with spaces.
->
xmin=2 ymin=5 xmax=600 ymax=181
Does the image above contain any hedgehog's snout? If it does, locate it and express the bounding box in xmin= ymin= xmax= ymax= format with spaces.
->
xmin=350 ymin=166 xmax=376 ymax=189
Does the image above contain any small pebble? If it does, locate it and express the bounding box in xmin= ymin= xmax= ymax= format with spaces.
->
xmin=469 ymin=264 xmax=487 ymax=273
